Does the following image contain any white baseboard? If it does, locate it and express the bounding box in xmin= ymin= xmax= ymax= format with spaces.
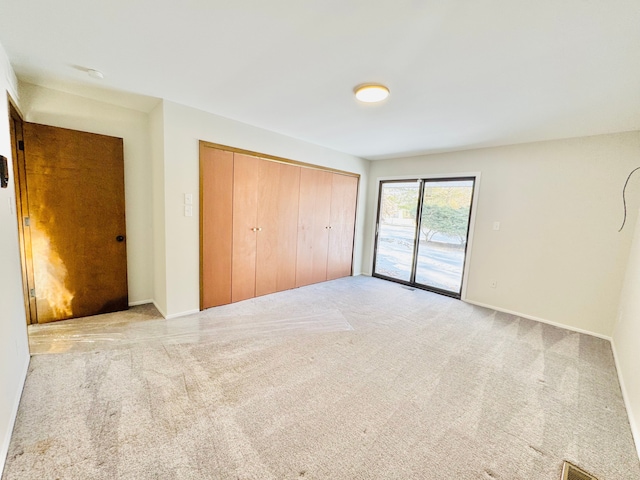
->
xmin=463 ymin=299 xmax=612 ymax=341
xmin=165 ymin=309 xmax=200 ymax=320
xmin=128 ymin=299 xmax=153 ymax=307
xmin=152 ymin=301 xmax=167 ymax=319
xmin=1 ymin=353 xmax=30 ymax=478
xmin=611 ymin=339 xmax=640 ymax=460
xmin=150 ymin=301 xmax=199 ymax=320
xmin=362 ymin=275 xmax=610 ymax=340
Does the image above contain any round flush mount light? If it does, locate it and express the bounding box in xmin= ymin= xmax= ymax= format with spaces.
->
xmin=354 ymin=83 xmax=390 ymax=103
xmin=87 ymin=69 xmax=104 ymax=79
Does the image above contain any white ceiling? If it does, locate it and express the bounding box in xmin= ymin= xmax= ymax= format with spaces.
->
xmin=0 ymin=0 xmax=639 ymax=160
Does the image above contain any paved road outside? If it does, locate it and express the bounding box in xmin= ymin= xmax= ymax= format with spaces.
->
xmin=374 ymin=224 xmax=465 ymax=293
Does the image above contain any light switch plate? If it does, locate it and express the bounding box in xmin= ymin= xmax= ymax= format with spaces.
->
xmin=184 ymin=205 xmax=193 ymax=217
xmin=184 ymin=193 xmax=193 ymax=205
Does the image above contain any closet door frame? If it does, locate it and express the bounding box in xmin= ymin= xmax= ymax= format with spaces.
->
xmin=199 ymin=141 xmax=360 ymax=310
xmin=200 ymin=142 xmax=358 ymax=177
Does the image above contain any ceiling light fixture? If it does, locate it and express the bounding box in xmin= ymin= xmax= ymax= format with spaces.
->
xmin=87 ymin=69 xmax=104 ymax=80
xmin=354 ymin=83 xmax=390 ymax=103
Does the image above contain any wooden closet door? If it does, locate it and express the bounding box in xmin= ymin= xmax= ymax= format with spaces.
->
xmin=327 ymin=174 xmax=359 ymax=280
xmin=232 ymin=154 xmax=259 ymax=302
xmin=200 ymin=146 xmax=234 ymax=309
xmin=255 ymin=161 xmax=301 ymax=296
xmin=295 ymin=169 xmax=332 ymax=287
xmin=275 ymin=164 xmax=302 ymax=290
xmin=255 ymin=160 xmax=279 ymax=296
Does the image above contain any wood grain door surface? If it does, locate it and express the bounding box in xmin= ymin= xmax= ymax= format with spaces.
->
xmin=295 ymin=168 xmax=332 ymax=287
xmin=327 ymin=174 xmax=358 ymax=280
xmin=23 ymin=123 xmax=128 ymax=323
xmin=255 ymin=161 xmax=301 ymax=297
xmin=200 ymin=146 xmax=234 ymax=309
xmin=200 ymin=144 xmax=359 ymax=309
xmin=231 ymin=153 xmax=259 ymax=302
xmin=273 ymin=163 xmax=301 ymax=292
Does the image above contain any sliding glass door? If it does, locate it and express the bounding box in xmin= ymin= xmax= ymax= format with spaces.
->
xmin=372 ymin=181 xmax=421 ymax=282
xmin=372 ymin=177 xmax=475 ymax=298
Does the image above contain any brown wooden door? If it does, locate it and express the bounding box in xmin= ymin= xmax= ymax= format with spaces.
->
xmin=255 ymin=161 xmax=301 ymax=296
xmin=231 ymin=153 xmax=259 ymax=302
xmin=274 ymin=163 xmax=302 ymax=291
xmin=327 ymin=174 xmax=358 ymax=280
xmin=295 ymin=168 xmax=332 ymax=287
xmin=200 ymin=146 xmax=234 ymax=309
xmin=22 ymin=123 xmax=128 ymax=323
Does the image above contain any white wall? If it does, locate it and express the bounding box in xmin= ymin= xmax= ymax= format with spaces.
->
xmin=613 ymin=207 xmax=640 ymax=457
xmin=365 ymin=132 xmax=640 ymax=337
xmin=19 ymin=83 xmax=155 ymax=305
xmin=160 ymin=100 xmax=370 ymax=317
xmin=0 ymin=43 xmax=30 ymax=476
xmin=149 ymin=102 xmax=167 ymax=316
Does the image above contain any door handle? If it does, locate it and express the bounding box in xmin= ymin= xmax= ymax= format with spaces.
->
xmin=116 ymin=235 xmax=125 ymax=242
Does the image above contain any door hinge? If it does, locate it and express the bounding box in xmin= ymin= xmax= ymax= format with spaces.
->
xmin=29 ymin=288 xmax=35 ymax=298
xmin=24 ymin=217 xmax=30 ymax=226
xmin=18 ymin=140 xmax=24 ymax=151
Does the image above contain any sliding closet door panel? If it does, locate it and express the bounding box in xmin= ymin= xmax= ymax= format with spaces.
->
xmin=275 ymin=164 xmax=301 ymax=290
xmin=232 ymin=154 xmax=259 ymax=302
xmin=256 ymin=161 xmax=300 ymax=296
xmin=296 ymin=169 xmax=332 ymax=287
xmin=200 ymin=147 xmax=234 ymax=309
xmin=255 ymin=160 xmax=280 ymax=296
xmin=327 ymin=174 xmax=358 ymax=280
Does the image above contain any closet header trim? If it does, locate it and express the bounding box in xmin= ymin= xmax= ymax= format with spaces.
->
xmin=200 ymin=141 xmax=360 ymax=178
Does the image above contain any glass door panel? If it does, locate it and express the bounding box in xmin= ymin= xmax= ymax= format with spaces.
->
xmin=372 ymin=182 xmax=420 ymax=282
xmin=414 ymin=179 xmax=474 ymax=295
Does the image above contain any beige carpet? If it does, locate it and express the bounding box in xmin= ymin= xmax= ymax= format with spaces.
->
xmin=3 ymin=276 xmax=639 ymax=479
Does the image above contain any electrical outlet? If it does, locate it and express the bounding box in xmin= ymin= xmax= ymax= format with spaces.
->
xmin=490 ymin=280 xmax=497 ymax=288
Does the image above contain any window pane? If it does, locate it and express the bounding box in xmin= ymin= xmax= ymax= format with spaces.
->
xmin=414 ymin=180 xmax=474 ymax=294
xmin=373 ymin=182 xmax=420 ymax=282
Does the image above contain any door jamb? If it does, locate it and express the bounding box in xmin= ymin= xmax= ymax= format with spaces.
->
xmin=7 ymin=96 xmax=37 ymax=324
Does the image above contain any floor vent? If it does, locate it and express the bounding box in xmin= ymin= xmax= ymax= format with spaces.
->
xmin=561 ymin=461 xmax=598 ymax=480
